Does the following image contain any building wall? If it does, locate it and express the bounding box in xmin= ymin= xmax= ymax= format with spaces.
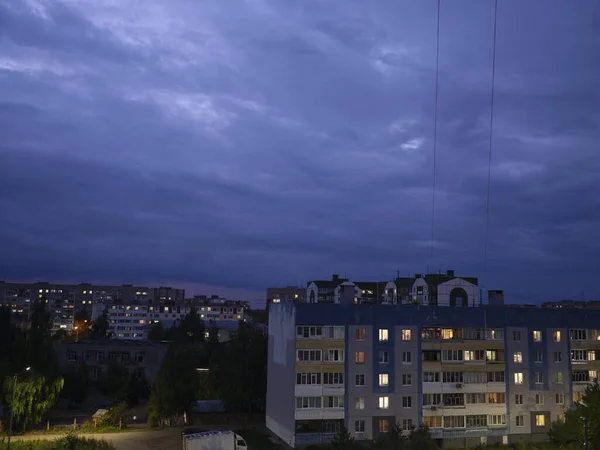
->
xmin=267 ymin=303 xmax=600 ymax=448
xmin=266 ymin=303 xmax=297 ymax=447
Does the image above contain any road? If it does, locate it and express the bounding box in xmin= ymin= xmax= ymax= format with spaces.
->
xmin=11 ymin=424 xmax=265 ymax=450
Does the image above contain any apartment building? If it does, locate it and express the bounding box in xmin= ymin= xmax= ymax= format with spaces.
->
xmin=91 ymin=300 xmax=246 ymax=340
xmin=266 ymin=301 xmax=600 ymax=448
xmin=54 ymin=339 xmax=169 ymax=382
xmin=267 ymin=286 xmax=307 ymax=307
xmin=306 ymin=271 xmax=479 ymax=306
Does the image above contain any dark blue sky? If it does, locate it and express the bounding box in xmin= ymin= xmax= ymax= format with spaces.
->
xmin=1 ymin=0 xmax=599 ymax=303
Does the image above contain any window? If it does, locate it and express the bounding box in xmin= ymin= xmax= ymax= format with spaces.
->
xmin=487 ymin=371 xmax=505 ymax=383
xmin=513 ymin=352 xmax=523 ymax=363
xmin=355 ymin=374 xmax=365 ymax=386
xmin=555 ymin=372 xmax=563 ymax=384
xmin=488 ymin=414 xmax=506 ymax=426
xmin=533 ymin=330 xmax=542 ymax=342
xmin=513 ymin=330 xmax=521 ymax=341
xmin=400 ymin=419 xmax=412 ymax=431
xmin=442 ymin=372 xmax=463 ymax=383
xmin=296 ymin=373 xmax=321 ymax=385
xmin=443 ymin=393 xmax=464 ymax=406
xmin=135 ymin=352 xmax=144 ymax=363
xmin=423 ymin=371 xmax=439 ymax=382
xmin=325 ymin=396 xmax=344 ymax=408
xmin=488 ymin=393 xmax=506 ymax=404
xmin=514 ymin=372 xmax=524 ymax=385
xmin=323 ymin=372 xmax=344 ymax=385
xmin=554 ymin=351 xmax=563 ymax=362
xmin=67 ymin=351 xmax=77 ymax=362
xmin=422 ymin=394 xmax=442 ymax=406
xmin=570 ymin=329 xmax=588 ymax=341
xmin=354 ymin=420 xmax=365 ymax=434
xmin=355 ymin=351 xmax=365 ymax=364
xmin=464 ymin=372 xmax=487 ymax=383
xmin=379 ymin=373 xmax=389 ymax=387
xmin=378 ymin=419 xmax=389 ymax=433
xmin=402 ymin=329 xmax=411 ymax=341
xmin=297 ymin=350 xmax=322 ymax=362
xmin=423 ymin=416 xmax=442 ymax=428
xmin=589 ymin=350 xmax=597 ymax=361
xmin=355 ymin=397 xmax=364 ymax=410
xmin=443 ymin=416 xmax=465 ymax=428
xmin=466 ymin=415 xmax=487 ymax=428
xmin=378 ymin=396 xmax=389 ymax=409
xmin=324 ymin=326 xmax=345 ymax=339
xmin=402 ymin=351 xmax=412 ymax=363
xmin=515 ymin=394 xmax=523 ymax=405
xmin=535 ymin=393 xmax=544 ymax=405
xmin=572 ymin=350 xmax=587 ymax=361
xmin=323 ymin=349 xmax=345 ymax=362
xmin=380 ymin=351 xmax=389 ymax=364
xmin=400 ymin=396 xmax=411 ymax=408
xmin=379 ymin=329 xmax=389 ymax=341
xmin=535 ymin=351 xmax=543 ymax=363
xmin=442 ymin=349 xmax=463 ymax=361
xmin=535 ymin=414 xmax=545 ymax=427
xmin=556 ymin=393 xmax=565 ymax=404
xmin=535 ymin=372 xmax=544 ymax=384
xmin=355 ymin=328 xmax=366 ymax=341
xmin=464 ymin=350 xmax=485 ymax=361
xmin=487 ymin=329 xmax=503 ymax=340
xmin=422 ymin=350 xmax=440 ymax=361
xmin=296 ymin=326 xmax=323 ymax=338
xmin=466 ymin=393 xmax=486 ymax=404
xmin=553 ymin=330 xmax=561 ymax=342
xmin=296 ymin=396 xmax=322 ymax=408
xmin=516 ymin=416 xmax=524 ymax=427
xmin=402 ymin=374 xmax=412 ymax=386
xmin=486 ymin=350 xmax=499 ymax=362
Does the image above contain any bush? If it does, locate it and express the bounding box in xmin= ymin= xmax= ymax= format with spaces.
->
xmin=0 ymin=434 xmax=115 ymax=449
xmin=94 ymin=402 xmax=127 ymax=428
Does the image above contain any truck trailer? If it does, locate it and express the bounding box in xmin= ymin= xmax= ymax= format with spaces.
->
xmin=182 ymin=430 xmax=248 ymax=450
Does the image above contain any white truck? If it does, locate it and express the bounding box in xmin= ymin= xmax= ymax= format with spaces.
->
xmin=182 ymin=430 xmax=248 ymax=450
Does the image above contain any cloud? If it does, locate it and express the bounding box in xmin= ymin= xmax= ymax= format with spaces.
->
xmin=0 ymin=0 xmax=599 ymax=304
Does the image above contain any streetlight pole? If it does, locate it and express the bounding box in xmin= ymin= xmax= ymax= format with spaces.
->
xmin=7 ymin=367 xmax=30 ymax=450
xmin=74 ymin=326 xmax=79 ymax=342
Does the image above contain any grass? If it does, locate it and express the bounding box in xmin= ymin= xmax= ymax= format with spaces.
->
xmin=0 ymin=434 xmax=115 ymax=450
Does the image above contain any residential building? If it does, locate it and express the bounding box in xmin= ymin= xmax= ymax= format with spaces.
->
xmin=266 ymin=301 xmax=600 ymax=448
xmin=267 ymin=286 xmax=307 ymax=307
xmin=91 ymin=299 xmax=246 ymax=340
xmin=306 ymin=271 xmax=479 ymax=306
xmin=54 ymin=339 xmax=169 ymax=383
xmin=542 ymin=300 xmax=600 ymax=310
xmin=151 ymin=286 xmax=185 ymax=304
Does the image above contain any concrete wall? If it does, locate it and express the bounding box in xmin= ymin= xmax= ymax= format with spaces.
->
xmin=266 ymin=304 xmax=297 ymax=447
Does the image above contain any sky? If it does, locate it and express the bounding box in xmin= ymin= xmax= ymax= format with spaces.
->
xmin=1 ymin=0 xmax=599 ymax=305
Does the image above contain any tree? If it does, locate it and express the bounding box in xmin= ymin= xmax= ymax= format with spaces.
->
xmin=73 ymin=308 xmax=91 ymax=340
xmin=91 ymin=308 xmax=111 ymax=339
xmin=407 ymin=425 xmax=437 ymax=450
xmin=61 ymin=363 xmax=89 ymax=407
xmin=4 ymin=373 xmax=64 ymax=430
xmin=331 ymin=424 xmax=360 ymax=450
xmin=372 ymin=423 xmax=407 ymax=450
xmin=100 ymin=363 xmax=130 ymax=402
xmin=148 ymin=323 xmax=166 ymax=340
xmin=170 ymin=307 xmax=205 ymax=343
xmin=549 ymin=380 xmax=600 ymax=449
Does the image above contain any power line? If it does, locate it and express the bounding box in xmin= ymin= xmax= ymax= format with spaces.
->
xmin=429 ymin=0 xmax=441 ymax=266
xmin=483 ymin=0 xmax=499 ymax=264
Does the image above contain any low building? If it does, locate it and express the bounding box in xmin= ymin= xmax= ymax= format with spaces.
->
xmin=54 ymin=339 xmax=170 ymax=382
xmin=267 ymin=287 xmax=307 ymax=307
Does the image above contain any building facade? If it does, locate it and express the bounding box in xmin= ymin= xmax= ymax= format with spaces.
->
xmin=306 ymin=271 xmax=479 ymax=307
xmin=54 ymin=339 xmax=169 ymax=382
xmin=266 ymin=303 xmax=600 ymax=448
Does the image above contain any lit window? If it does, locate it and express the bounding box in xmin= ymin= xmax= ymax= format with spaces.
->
xmin=553 ymin=331 xmax=561 ymax=342
xmin=378 ymin=374 xmax=389 ymax=387
xmin=355 ymin=328 xmax=366 ymax=341
xmin=555 ymin=372 xmax=563 ymax=384
xmin=355 ymin=352 xmax=365 ymax=364
xmin=355 ymin=397 xmax=365 ymax=410
xmin=533 ymin=330 xmax=542 ymax=342
xmin=402 ymin=329 xmax=411 ymax=341
xmin=378 ymin=419 xmax=389 ymax=433
xmin=379 ymin=329 xmax=389 ymax=341
xmin=514 ymin=373 xmax=523 ymax=385
xmin=378 ymin=396 xmax=389 ymax=409
xmin=535 ymin=414 xmax=545 ymax=427
xmin=513 ymin=352 xmax=522 ymax=363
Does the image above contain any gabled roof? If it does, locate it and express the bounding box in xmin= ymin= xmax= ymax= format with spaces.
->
xmin=423 ymin=274 xmax=478 ymax=287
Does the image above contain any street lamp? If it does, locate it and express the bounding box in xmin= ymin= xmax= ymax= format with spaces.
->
xmin=74 ymin=326 xmax=79 ymax=342
xmin=7 ymin=367 xmax=30 ymax=450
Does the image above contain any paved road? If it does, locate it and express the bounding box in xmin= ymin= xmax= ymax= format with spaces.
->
xmin=12 ymin=424 xmax=265 ymax=450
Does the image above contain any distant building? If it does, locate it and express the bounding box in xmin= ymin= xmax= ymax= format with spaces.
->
xmin=267 ymin=287 xmax=307 ymax=307
xmin=488 ymin=290 xmax=505 ymax=307
xmin=151 ymin=286 xmax=185 ymax=304
xmin=542 ymin=300 xmax=600 ymax=310
xmin=306 ymin=271 xmax=480 ymax=307
xmin=54 ymin=339 xmax=170 ymax=383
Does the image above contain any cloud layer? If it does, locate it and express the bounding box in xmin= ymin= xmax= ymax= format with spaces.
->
xmin=1 ymin=0 xmax=599 ymax=303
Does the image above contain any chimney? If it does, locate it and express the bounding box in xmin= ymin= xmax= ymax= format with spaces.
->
xmin=415 ymin=274 xmax=422 ymax=279
xmin=488 ymin=290 xmax=504 ymax=307
xmin=446 ymin=270 xmax=455 ymax=277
